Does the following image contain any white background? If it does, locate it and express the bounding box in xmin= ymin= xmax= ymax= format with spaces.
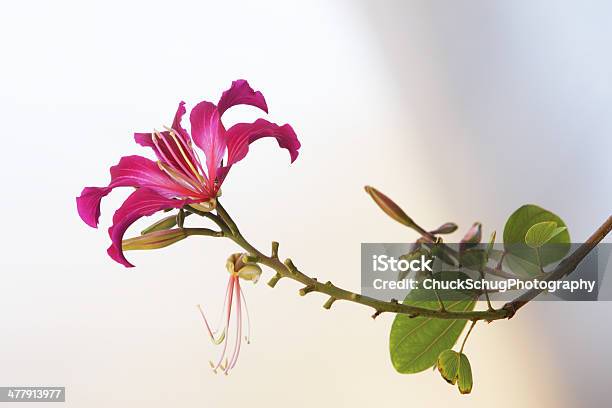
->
xmin=1 ymin=1 xmax=611 ymax=406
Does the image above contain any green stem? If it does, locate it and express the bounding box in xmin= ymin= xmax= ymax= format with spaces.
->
xmin=202 ymin=204 xmax=612 ymax=322
xmin=535 ymin=247 xmax=545 ymax=274
xmin=460 ymin=320 xmax=477 ymax=353
xmin=428 ymin=270 xmax=446 ymax=312
xmin=183 ymin=228 xmax=224 ymax=238
xmin=479 ymin=268 xmax=494 ymax=312
xmin=185 ymin=205 xmax=230 ymax=234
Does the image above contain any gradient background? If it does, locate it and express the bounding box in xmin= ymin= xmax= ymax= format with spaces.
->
xmin=1 ymin=1 xmax=611 ymax=406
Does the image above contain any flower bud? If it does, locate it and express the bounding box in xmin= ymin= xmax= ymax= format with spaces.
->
xmin=430 ymin=222 xmax=458 ymax=235
xmin=461 ymin=222 xmax=482 ymax=244
xmin=364 ymin=186 xmax=415 ymax=228
xmin=459 ymin=222 xmax=482 ymax=253
xmin=226 ymin=253 xmax=262 ymax=283
xmin=140 ymin=214 xmax=178 ymax=235
xmin=122 ymin=228 xmax=187 ymax=251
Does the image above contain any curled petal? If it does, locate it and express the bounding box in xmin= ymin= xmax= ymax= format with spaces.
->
xmin=225 ymin=119 xmax=300 ymax=167
xmin=107 ymin=188 xmax=190 ymax=267
xmin=190 ymin=101 xmax=226 ymax=185
xmin=76 ymin=155 xmax=193 ymax=228
xmin=217 ymin=79 xmax=268 ymax=117
xmin=76 ymin=187 xmax=112 ymax=228
xmin=171 ymin=101 xmax=190 ymax=143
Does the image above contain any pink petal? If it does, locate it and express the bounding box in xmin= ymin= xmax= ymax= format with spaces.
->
xmin=225 ymin=118 xmax=301 ymax=167
xmin=135 ymin=130 xmax=207 ymax=189
xmin=189 ymin=101 xmax=226 ymax=186
xmin=217 ymin=79 xmax=268 ymax=117
xmin=107 ymin=188 xmax=189 ymax=267
xmin=76 ymin=187 xmax=111 ymax=228
xmin=171 ymin=101 xmax=190 ymax=143
xmin=76 ymin=155 xmax=195 ymax=228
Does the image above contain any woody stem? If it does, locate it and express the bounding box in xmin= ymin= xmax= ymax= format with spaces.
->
xmin=213 ymin=203 xmax=611 ymax=322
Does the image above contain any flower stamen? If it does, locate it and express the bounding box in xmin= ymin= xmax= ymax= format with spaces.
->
xmin=162 ymin=126 xmax=208 ymax=186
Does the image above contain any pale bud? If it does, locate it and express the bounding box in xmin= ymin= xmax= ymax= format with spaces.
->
xmin=226 ymin=253 xmax=262 ymax=283
xmin=122 ymin=229 xmax=187 ymax=251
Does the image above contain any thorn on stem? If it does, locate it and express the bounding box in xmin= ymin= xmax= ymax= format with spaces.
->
xmin=271 ymin=241 xmax=279 ymax=259
xmin=408 ymin=313 xmax=419 ymax=318
xmin=267 ymin=273 xmax=282 ymax=288
xmin=299 ymin=285 xmax=316 ymax=296
xmin=323 ymin=297 xmax=336 ymax=310
xmin=284 ymin=259 xmax=298 ymax=274
xmin=371 ymin=310 xmax=383 ymax=319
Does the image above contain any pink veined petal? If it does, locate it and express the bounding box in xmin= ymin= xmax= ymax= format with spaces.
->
xmin=134 ymin=130 xmax=207 ymax=189
xmin=224 ymin=118 xmax=301 ymax=167
xmin=171 ymin=101 xmax=190 ymax=143
xmin=76 ymin=155 xmax=195 ymax=228
xmin=106 ymin=188 xmax=190 ymax=267
xmin=217 ymin=79 xmax=268 ymax=117
xmin=189 ymin=101 xmax=226 ymax=187
xmin=77 ymin=187 xmax=111 ymax=228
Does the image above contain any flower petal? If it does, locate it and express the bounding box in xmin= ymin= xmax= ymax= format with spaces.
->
xmin=225 ymin=118 xmax=300 ymax=167
xmin=133 ymin=102 xmax=208 ymax=188
xmin=107 ymin=188 xmax=189 ymax=267
xmin=217 ymin=79 xmax=268 ymax=117
xmin=189 ymin=101 xmax=226 ymax=185
xmin=171 ymin=101 xmax=190 ymax=142
xmin=76 ymin=155 xmax=196 ymax=228
xmin=76 ymin=187 xmax=111 ymax=228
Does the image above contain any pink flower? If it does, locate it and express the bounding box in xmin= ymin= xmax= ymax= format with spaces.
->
xmin=198 ymin=253 xmax=261 ymax=374
xmin=76 ymin=80 xmax=300 ymax=267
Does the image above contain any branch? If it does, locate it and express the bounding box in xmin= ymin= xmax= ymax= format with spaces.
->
xmin=501 ymin=215 xmax=612 ymax=317
xmin=207 ymin=204 xmax=612 ymax=322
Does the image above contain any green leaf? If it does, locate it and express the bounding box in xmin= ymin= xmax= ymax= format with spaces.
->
xmin=504 ymin=253 xmax=542 ymax=277
xmin=437 ymin=349 xmax=460 ymax=385
xmin=437 ymin=350 xmax=474 ymax=394
xmin=525 ymin=221 xmax=567 ymax=249
xmin=389 ymin=272 xmax=477 ymax=374
xmin=503 ymin=205 xmax=570 ymax=275
xmin=457 ymin=353 xmax=473 ymax=394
